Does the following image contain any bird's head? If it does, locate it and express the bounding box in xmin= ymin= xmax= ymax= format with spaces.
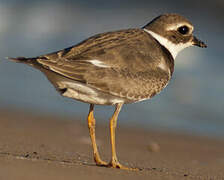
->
xmin=143 ymin=14 xmax=207 ymax=59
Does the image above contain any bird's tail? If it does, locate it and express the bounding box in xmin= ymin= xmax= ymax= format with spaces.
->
xmin=6 ymin=57 xmax=36 ymax=64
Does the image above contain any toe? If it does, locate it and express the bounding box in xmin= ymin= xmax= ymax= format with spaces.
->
xmin=108 ymin=161 xmax=139 ymax=171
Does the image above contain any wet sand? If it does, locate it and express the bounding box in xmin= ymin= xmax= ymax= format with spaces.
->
xmin=0 ymin=109 xmax=224 ymax=180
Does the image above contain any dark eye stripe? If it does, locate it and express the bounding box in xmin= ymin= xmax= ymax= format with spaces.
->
xmin=178 ymin=26 xmax=189 ymax=35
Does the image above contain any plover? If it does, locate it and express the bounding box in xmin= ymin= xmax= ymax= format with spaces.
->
xmin=8 ymin=13 xmax=207 ymax=170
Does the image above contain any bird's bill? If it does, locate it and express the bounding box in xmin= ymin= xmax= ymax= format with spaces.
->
xmin=192 ymin=36 xmax=207 ymax=48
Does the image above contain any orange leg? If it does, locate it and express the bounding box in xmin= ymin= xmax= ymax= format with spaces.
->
xmin=87 ymin=104 xmax=107 ymax=166
xmin=108 ymin=103 xmax=137 ymax=170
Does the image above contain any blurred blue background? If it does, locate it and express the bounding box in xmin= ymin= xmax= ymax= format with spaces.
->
xmin=0 ymin=0 xmax=223 ymax=138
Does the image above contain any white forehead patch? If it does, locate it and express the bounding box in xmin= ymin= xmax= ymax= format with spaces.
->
xmin=143 ymin=28 xmax=192 ymax=59
xmin=87 ymin=59 xmax=110 ymax=68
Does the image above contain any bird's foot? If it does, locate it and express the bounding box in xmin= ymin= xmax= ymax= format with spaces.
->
xmin=107 ymin=160 xmax=139 ymax=171
xmin=94 ymin=157 xmax=108 ymax=166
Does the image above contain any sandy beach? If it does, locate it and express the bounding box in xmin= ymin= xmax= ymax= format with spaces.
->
xmin=0 ymin=108 xmax=224 ymax=180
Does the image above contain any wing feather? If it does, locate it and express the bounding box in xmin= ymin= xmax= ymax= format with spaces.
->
xmin=32 ymin=29 xmax=171 ymax=99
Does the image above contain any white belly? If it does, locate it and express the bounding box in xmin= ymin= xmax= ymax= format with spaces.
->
xmin=57 ymin=80 xmax=126 ymax=105
xmin=40 ymin=68 xmax=128 ymax=105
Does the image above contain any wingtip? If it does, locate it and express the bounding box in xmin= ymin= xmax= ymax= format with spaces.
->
xmin=5 ymin=57 xmax=12 ymax=60
xmin=6 ymin=56 xmax=16 ymax=61
xmin=6 ymin=56 xmax=28 ymax=62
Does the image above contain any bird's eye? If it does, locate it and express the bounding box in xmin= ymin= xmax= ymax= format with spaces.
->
xmin=178 ymin=26 xmax=189 ymax=35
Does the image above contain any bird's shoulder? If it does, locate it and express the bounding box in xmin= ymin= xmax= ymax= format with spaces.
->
xmin=40 ymin=29 xmax=146 ymax=60
xmin=36 ymin=28 xmax=171 ymax=70
xmin=33 ymin=28 xmax=174 ymax=84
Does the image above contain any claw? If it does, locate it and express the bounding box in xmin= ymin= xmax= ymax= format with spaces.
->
xmin=107 ymin=161 xmax=139 ymax=171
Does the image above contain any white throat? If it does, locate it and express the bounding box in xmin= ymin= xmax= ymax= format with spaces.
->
xmin=143 ymin=28 xmax=192 ymax=59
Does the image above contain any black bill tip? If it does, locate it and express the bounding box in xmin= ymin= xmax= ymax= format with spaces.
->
xmin=193 ymin=36 xmax=207 ymax=48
